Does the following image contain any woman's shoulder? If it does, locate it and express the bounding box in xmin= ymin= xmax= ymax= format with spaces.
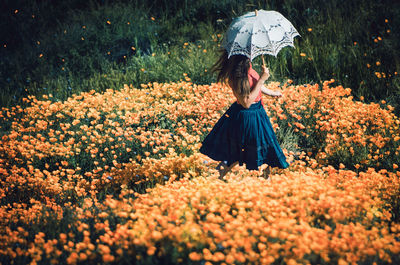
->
xmin=248 ymin=63 xmax=260 ymax=79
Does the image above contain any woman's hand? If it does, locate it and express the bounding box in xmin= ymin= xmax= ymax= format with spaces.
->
xmin=261 ymin=85 xmax=283 ymax=97
xmin=260 ymin=66 xmax=270 ymax=82
xmin=270 ymin=90 xmax=282 ymax=97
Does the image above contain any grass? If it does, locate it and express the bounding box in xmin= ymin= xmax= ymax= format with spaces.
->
xmin=0 ymin=0 xmax=399 ymax=112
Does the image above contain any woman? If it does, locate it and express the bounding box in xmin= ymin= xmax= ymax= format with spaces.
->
xmin=199 ymin=50 xmax=289 ymax=179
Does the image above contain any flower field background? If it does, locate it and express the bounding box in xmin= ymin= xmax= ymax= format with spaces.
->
xmin=1 ymin=0 xmax=400 ymax=264
xmin=1 ymin=78 xmax=400 ymax=264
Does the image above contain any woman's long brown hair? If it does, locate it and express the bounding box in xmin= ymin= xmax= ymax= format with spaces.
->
xmin=211 ymin=50 xmax=251 ymax=97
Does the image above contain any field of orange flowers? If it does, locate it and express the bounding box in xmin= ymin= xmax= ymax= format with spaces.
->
xmin=1 ymin=78 xmax=400 ymax=264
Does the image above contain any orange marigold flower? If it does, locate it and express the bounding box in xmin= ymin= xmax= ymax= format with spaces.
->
xmin=338 ymin=258 xmax=349 ymax=265
xmin=189 ymin=252 xmax=202 ymax=261
xmin=147 ymin=246 xmax=156 ymax=255
xmin=103 ymin=254 xmax=115 ymax=263
xmin=66 ymin=252 xmax=79 ymax=264
xmin=213 ymin=252 xmax=225 ymax=261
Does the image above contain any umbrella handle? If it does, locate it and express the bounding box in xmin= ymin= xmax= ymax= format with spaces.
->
xmin=255 ymin=10 xmax=266 ymax=68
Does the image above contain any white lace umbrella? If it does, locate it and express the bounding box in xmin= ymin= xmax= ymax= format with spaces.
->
xmin=223 ymin=10 xmax=300 ymax=62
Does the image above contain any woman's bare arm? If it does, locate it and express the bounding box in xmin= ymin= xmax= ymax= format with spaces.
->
xmin=261 ymin=85 xmax=282 ymax=97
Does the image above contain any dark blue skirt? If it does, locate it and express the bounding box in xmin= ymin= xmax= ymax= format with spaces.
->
xmin=199 ymin=101 xmax=289 ymax=170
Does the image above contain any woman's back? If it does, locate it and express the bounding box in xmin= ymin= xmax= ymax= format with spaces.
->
xmin=229 ymin=63 xmax=262 ymax=105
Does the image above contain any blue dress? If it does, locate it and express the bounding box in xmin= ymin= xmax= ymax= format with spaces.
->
xmin=199 ymin=66 xmax=289 ymax=171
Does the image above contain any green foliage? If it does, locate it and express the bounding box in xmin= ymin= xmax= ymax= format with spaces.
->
xmin=1 ymin=0 xmax=399 ymax=115
xmin=1 ymin=2 xmax=160 ymax=105
xmin=275 ymin=126 xmax=300 ymax=154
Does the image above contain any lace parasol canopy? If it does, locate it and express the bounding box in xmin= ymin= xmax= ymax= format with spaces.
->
xmin=223 ymin=10 xmax=300 ymax=61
